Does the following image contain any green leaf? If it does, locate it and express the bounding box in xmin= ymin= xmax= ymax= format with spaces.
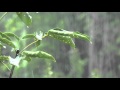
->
xmin=49 ymin=34 xmax=75 ymax=48
xmin=23 ymin=51 xmax=56 ymax=62
xmin=0 ymin=56 xmax=9 ymax=61
xmin=48 ymin=29 xmax=92 ymax=44
xmin=73 ymin=32 xmax=92 ymax=44
xmin=16 ymin=12 xmax=32 ymax=26
xmin=48 ymin=29 xmax=73 ymax=35
xmin=22 ymin=34 xmax=35 ymax=39
xmin=0 ymin=37 xmax=16 ymax=48
xmin=53 ymin=28 xmax=65 ymax=31
xmin=0 ymin=31 xmax=11 ymax=41
xmin=4 ymin=32 xmax=20 ymax=41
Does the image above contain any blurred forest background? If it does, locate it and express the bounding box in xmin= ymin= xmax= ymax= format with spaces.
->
xmin=0 ymin=12 xmax=120 ymax=78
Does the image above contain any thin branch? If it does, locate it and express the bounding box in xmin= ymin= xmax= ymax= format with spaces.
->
xmin=1 ymin=61 xmax=11 ymax=71
xmin=0 ymin=12 xmax=7 ymax=21
xmin=20 ymin=40 xmax=38 ymax=54
xmin=20 ymin=33 xmax=48 ymax=54
xmin=9 ymin=65 xmax=15 ymax=78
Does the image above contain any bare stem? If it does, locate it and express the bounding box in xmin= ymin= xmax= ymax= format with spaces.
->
xmin=20 ymin=40 xmax=38 ymax=54
xmin=0 ymin=12 xmax=7 ymax=21
xmin=1 ymin=61 xmax=11 ymax=71
xmin=20 ymin=33 xmax=48 ymax=54
xmin=9 ymin=65 xmax=15 ymax=78
xmin=9 ymin=50 xmax=20 ymax=78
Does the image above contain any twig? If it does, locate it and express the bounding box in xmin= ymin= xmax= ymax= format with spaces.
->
xmin=20 ymin=40 xmax=38 ymax=54
xmin=9 ymin=65 xmax=15 ymax=78
xmin=19 ymin=33 xmax=48 ymax=54
xmin=1 ymin=61 xmax=11 ymax=71
xmin=0 ymin=12 xmax=7 ymax=21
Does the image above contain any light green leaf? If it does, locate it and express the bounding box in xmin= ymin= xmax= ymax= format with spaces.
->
xmin=4 ymin=32 xmax=20 ymax=41
xmin=22 ymin=34 xmax=35 ymax=39
xmin=0 ymin=37 xmax=16 ymax=48
xmin=49 ymin=34 xmax=75 ymax=48
xmin=0 ymin=31 xmax=11 ymax=41
xmin=0 ymin=56 xmax=9 ymax=61
xmin=23 ymin=51 xmax=56 ymax=62
xmin=16 ymin=12 xmax=32 ymax=26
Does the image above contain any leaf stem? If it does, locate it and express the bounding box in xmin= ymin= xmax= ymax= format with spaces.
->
xmin=20 ymin=40 xmax=38 ymax=54
xmin=20 ymin=33 xmax=48 ymax=54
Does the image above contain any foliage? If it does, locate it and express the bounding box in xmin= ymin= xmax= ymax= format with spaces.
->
xmin=0 ymin=12 xmax=91 ymax=78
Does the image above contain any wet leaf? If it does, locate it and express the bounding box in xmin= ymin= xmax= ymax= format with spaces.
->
xmin=48 ymin=29 xmax=92 ymax=44
xmin=22 ymin=34 xmax=35 ymax=39
xmin=0 ymin=31 xmax=11 ymax=41
xmin=49 ymin=34 xmax=75 ymax=48
xmin=23 ymin=51 xmax=56 ymax=62
xmin=16 ymin=12 xmax=32 ymax=26
xmin=4 ymin=32 xmax=20 ymax=41
xmin=0 ymin=37 xmax=16 ymax=48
